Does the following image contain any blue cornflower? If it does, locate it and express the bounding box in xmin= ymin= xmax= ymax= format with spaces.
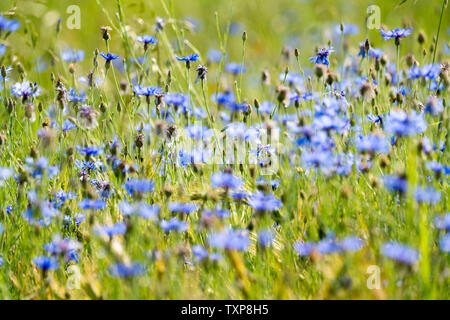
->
xmin=68 ymin=87 xmax=87 ymax=103
xmin=100 ymin=52 xmax=119 ymax=62
xmin=168 ymin=202 xmax=198 ymax=214
xmin=414 ymin=186 xmax=441 ymax=204
xmin=338 ymin=236 xmax=365 ymax=252
xmin=335 ymin=23 xmax=359 ymax=35
xmin=94 ymin=222 xmax=127 ymax=237
xmin=136 ymin=35 xmax=158 ymax=46
xmin=380 ymin=27 xmax=412 ymax=42
xmin=164 ymin=92 xmax=188 ymax=107
xmin=11 ymin=81 xmax=41 ymax=99
xmin=208 ymin=228 xmax=250 ymax=251
xmin=439 ymin=234 xmax=450 ymax=253
xmin=369 ymin=48 xmax=383 ymax=59
xmin=77 ymin=198 xmax=106 ymax=210
xmin=119 ymin=201 xmax=159 ymax=219
xmin=210 ymin=172 xmax=243 ymax=189
xmin=0 ymin=44 xmax=6 ymax=56
xmin=355 ymin=134 xmax=389 ymax=154
xmin=175 ymin=53 xmax=199 ymax=62
xmin=384 ymin=109 xmax=426 ymax=136
xmin=123 ymin=178 xmax=154 ymax=196
xmin=207 ymin=49 xmax=223 ymax=63
xmin=425 ymin=95 xmax=444 ymax=116
xmin=61 ymin=48 xmax=85 ymax=63
xmin=257 ymin=229 xmax=275 ymax=249
xmin=0 ymin=167 xmax=13 ymax=181
xmin=33 ymin=256 xmax=59 ymax=271
xmin=435 ymin=213 xmax=450 ymax=231
xmin=247 ymin=192 xmax=282 ymax=212
xmin=383 ymin=175 xmax=408 ymax=194
xmin=43 ymin=235 xmax=82 ymax=263
xmin=367 ymin=113 xmax=382 ymax=124
xmin=76 ymin=145 xmax=103 ymax=156
xmin=63 ymin=212 xmax=86 ymax=226
xmin=108 ymin=262 xmax=146 ymax=278
xmin=213 ymin=90 xmax=235 ymax=105
xmin=133 ymin=85 xmax=162 ymax=97
xmin=309 ymin=47 xmax=334 ymax=66
xmin=160 ymin=217 xmax=188 ymax=232
xmin=381 ymin=242 xmax=419 ymax=264
xmin=0 ymin=255 xmax=3 ymax=267
xmin=202 ymin=207 xmax=230 ymax=219
xmin=225 ymin=62 xmax=245 ymax=74
xmin=421 ymin=64 xmax=441 ymax=81
xmin=185 ymin=125 xmax=213 ymax=140
xmin=192 ymin=245 xmax=209 ymax=262
xmin=0 ymin=15 xmax=21 ymax=33
xmin=62 ymin=119 xmax=76 ymax=132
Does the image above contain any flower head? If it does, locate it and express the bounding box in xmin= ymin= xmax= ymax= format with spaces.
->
xmin=309 ymin=47 xmax=334 ymax=66
xmin=380 ymin=27 xmax=413 ymax=42
xmin=381 ymin=242 xmax=419 ymax=264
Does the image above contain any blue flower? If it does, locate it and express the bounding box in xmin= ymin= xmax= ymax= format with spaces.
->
xmin=384 ymin=109 xmax=426 ymax=136
xmin=0 ymin=255 xmax=3 ymax=267
xmin=11 ymin=81 xmax=41 ymax=99
xmin=133 ymin=85 xmax=162 ymax=97
xmin=160 ymin=217 xmax=188 ymax=232
xmin=0 ymin=44 xmax=6 ymax=56
xmin=108 ymin=262 xmax=146 ymax=277
xmin=355 ymin=134 xmax=389 ymax=154
xmin=68 ymin=87 xmax=87 ymax=103
xmin=61 ymin=48 xmax=85 ymax=63
xmin=414 ymin=186 xmax=441 ymax=204
xmin=439 ymin=234 xmax=450 ymax=253
xmin=175 ymin=53 xmax=199 ymax=62
xmin=225 ymin=62 xmax=245 ymax=74
xmin=335 ymin=23 xmax=359 ymax=35
xmin=100 ymin=52 xmax=119 ymax=62
xmin=381 ymin=242 xmax=419 ymax=264
xmin=119 ymin=201 xmax=159 ymax=220
xmin=207 ymin=49 xmax=223 ymax=63
xmin=425 ymin=95 xmax=444 ymax=115
xmin=202 ymin=207 xmax=230 ymax=219
xmin=368 ymin=48 xmax=383 ymax=59
xmin=0 ymin=222 xmax=3 ymax=235
xmin=208 ymin=228 xmax=250 ymax=251
xmin=164 ymin=92 xmax=189 ymax=107
xmin=168 ymin=202 xmax=198 ymax=214
xmin=257 ymin=229 xmax=275 ymax=248
xmin=62 ymin=119 xmax=76 ymax=132
xmin=383 ymin=175 xmax=408 ymax=194
xmin=136 ymin=35 xmax=158 ymax=45
xmin=123 ymin=178 xmax=154 ymax=196
xmin=76 ymin=145 xmax=103 ymax=156
xmin=78 ymin=198 xmax=106 ymax=210
xmin=33 ymin=256 xmax=59 ymax=271
xmin=435 ymin=213 xmax=450 ymax=231
xmin=0 ymin=15 xmax=21 ymax=33
xmin=309 ymin=47 xmax=334 ymax=66
xmin=247 ymin=192 xmax=282 ymax=212
xmin=294 ymin=235 xmax=364 ymax=256
xmin=380 ymin=27 xmax=413 ymax=41
xmin=95 ymin=222 xmax=127 ymax=237
xmin=192 ymin=245 xmax=209 ymax=262
xmin=210 ymin=172 xmax=243 ymax=189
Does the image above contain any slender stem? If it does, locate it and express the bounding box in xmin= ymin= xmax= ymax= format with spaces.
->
xmin=431 ymin=0 xmax=446 ymax=65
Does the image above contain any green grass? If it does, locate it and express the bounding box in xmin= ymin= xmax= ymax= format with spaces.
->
xmin=0 ymin=0 xmax=448 ymax=299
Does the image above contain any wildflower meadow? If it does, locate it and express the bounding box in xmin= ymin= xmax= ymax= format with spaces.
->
xmin=0 ymin=0 xmax=448 ymax=300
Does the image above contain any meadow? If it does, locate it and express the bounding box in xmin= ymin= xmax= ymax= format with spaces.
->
xmin=0 ymin=0 xmax=448 ymax=299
